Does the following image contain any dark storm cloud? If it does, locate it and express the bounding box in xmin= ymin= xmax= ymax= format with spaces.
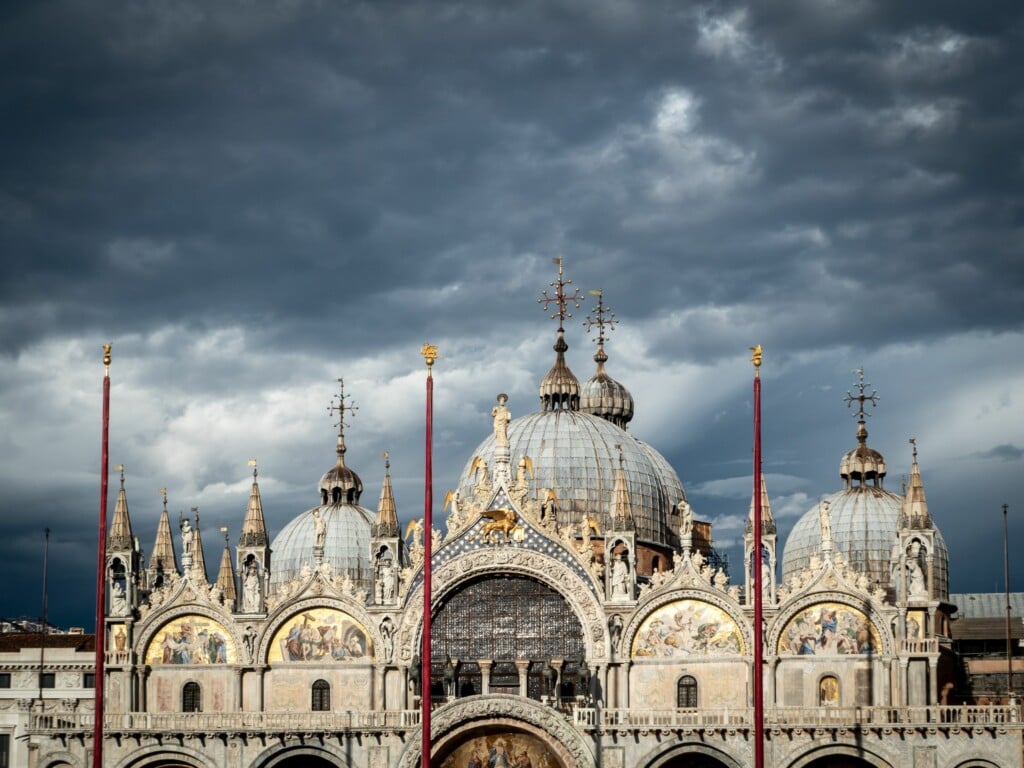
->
xmin=0 ymin=0 xmax=1022 ymax=625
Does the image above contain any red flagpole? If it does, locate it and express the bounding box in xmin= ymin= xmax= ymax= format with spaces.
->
xmin=421 ymin=346 xmax=437 ymax=768
xmin=93 ymin=345 xmax=111 ymax=768
xmin=751 ymin=345 xmax=764 ymax=768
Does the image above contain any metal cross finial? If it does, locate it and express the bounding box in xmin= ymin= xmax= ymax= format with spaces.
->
xmin=844 ymin=367 xmax=879 ymax=420
xmin=538 ymin=256 xmax=584 ymax=331
xmin=248 ymin=458 xmax=258 ymax=479
xmin=191 ymin=506 xmax=200 ymax=525
xmin=220 ymin=526 xmax=229 ymax=545
xmin=909 ymin=437 xmax=918 ymax=462
xmin=327 ymin=377 xmax=359 ymax=434
xmin=584 ymin=289 xmax=618 ymax=347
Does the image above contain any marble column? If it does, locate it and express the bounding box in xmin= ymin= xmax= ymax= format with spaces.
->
xmin=515 ymin=660 xmax=531 ymax=698
xmin=478 ymin=660 xmax=493 ymax=695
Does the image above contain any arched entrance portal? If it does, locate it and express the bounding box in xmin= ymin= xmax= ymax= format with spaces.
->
xmin=263 ymin=758 xmax=337 ymax=768
xmin=657 ymin=755 xmax=734 ymax=768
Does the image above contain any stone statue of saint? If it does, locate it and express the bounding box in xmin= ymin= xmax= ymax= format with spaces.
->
xmin=242 ymin=562 xmax=261 ymax=612
xmin=907 ymin=554 xmax=927 ymax=597
xmin=610 ymin=554 xmax=629 ymax=598
xmin=678 ymin=499 xmax=693 ymax=538
xmin=180 ymin=518 xmax=192 ymax=555
xmin=242 ymin=625 xmax=257 ymax=661
xmin=109 ymin=581 xmax=128 ymax=616
xmin=492 ymin=393 xmax=510 ymax=447
xmin=818 ymin=500 xmax=832 ymax=544
xmin=608 ymin=614 xmax=623 ymax=651
xmin=380 ymin=616 xmax=396 ymax=662
xmin=312 ymin=509 xmax=327 ymax=549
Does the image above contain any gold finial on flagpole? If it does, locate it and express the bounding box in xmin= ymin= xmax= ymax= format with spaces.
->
xmin=749 ymin=345 xmax=763 ymax=376
xmin=103 ymin=343 xmax=112 ymax=375
xmin=421 ymin=344 xmax=440 ymax=373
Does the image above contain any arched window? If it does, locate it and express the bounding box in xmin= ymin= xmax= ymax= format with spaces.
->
xmin=677 ymin=675 xmax=698 ymax=708
xmin=431 ymin=574 xmax=585 ymax=700
xmin=182 ymin=682 xmax=201 ymax=712
xmin=819 ymin=675 xmax=840 ymax=706
xmin=312 ymin=679 xmax=331 ymax=711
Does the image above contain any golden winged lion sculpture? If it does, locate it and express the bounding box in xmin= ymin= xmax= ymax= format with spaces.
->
xmin=478 ymin=508 xmax=522 ymax=544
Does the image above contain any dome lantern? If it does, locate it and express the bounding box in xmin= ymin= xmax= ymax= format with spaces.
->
xmin=579 ymin=289 xmax=634 ymax=428
xmin=538 ymin=257 xmax=583 ymax=412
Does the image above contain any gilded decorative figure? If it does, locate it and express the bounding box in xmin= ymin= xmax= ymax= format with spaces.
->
xmin=479 ymin=508 xmax=521 ymax=544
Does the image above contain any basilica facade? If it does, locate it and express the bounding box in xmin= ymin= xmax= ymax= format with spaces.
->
xmin=22 ymin=269 xmax=1024 ymax=768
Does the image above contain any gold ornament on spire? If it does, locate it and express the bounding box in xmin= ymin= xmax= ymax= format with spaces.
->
xmin=538 ymin=256 xmax=584 ymax=331
xmin=103 ymin=343 xmax=112 ymax=374
xmin=749 ymin=345 xmax=763 ymax=375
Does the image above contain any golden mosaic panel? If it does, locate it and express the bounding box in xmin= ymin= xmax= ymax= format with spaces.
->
xmin=268 ymin=607 xmax=372 ymax=663
xmin=144 ymin=614 xmax=236 ymax=665
xmin=632 ymin=599 xmax=744 ymax=658
xmin=778 ymin=602 xmax=881 ymax=655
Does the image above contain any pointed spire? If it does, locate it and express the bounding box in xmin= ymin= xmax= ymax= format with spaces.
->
xmin=373 ymin=452 xmax=399 ymax=537
xmin=108 ymin=465 xmax=134 ymax=550
xmin=190 ymin=507 xmax=208 ymax=583
xmin=611 ymin=445 xmax=634 ymax=529
xmin=903 ymin=438 xmax=932 ymax=529
xmin=239 ymin=460 xmax=269 ymax=547
xmin=151 ymin=488 xmax=179 ymax=576
xmin=215 ymin=527 xmax=237 ymax=603
xmin=538 ymin=257 xmax=583 ymax=411
xmin=746 ymin=474 xmax=776 ymax=536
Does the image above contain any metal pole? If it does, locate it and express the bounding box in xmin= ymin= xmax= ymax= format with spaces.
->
xmin=422 ymin=346 xmax=437 ymax=768
xmin=93 ymin=345 xmax=111 ymax=768
xmin=1004 ymin=504 xmax=1013 ymax=702
xmin=751 ymin=347 xmax=764 ymax=768
xmin=38 ymin=527 xmax=50 ymax=705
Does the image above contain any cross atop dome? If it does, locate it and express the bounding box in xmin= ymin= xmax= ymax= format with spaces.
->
xmin=538 ymin=256 xmax=585 ymax=332
xmin=844 ymin=367 xmax=879 ymax=422
xmin=327 ymin=377 xmax=359 ymax=465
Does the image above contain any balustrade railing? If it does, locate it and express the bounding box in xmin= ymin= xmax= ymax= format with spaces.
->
xmin=28 ymin=703 xmax=1020 ymax=736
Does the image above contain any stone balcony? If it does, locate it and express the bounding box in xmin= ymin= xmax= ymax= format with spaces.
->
xmin=29 ymin=704 xmax=1021 ymax=740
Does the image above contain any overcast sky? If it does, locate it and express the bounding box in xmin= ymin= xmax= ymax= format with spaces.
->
xmin=1 ymin=1 xmax=1022 ymax=629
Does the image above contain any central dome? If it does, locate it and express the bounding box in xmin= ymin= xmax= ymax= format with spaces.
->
xmin=456 ymin=409 xmax=684 ymax=548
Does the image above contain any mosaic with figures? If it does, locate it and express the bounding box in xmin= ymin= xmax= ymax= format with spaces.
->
xmin=632 ymin=599 xmax=744 ymax=658
xmin=144 ymin=615 xmax=236 ymax=665
xmin=268 ymin=608 xmax=372 ymax=662
xmin=778 ymin=603 xmax=881 ymax=655
xmin=438 ymin=732 xmax=564 ymax=768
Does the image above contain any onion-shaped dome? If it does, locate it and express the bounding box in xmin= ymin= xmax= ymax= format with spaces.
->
xmin=579 ymin=346 xmax=634 ymax=429
xmin=457 ymin=410 xmax=685 ymax=548
xmin=539 ymin=330 xmax=580 ymax=412
xmin=840 ymin=421 xmax=886 ymax=486
xmin=269 ymin=502 xmax=373 ymax=590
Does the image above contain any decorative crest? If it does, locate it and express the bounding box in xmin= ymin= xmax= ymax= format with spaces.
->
xmin=583 ymin=289 xmax=618 ymax=348
xmin=538 ymin=256 xmax=584 ymax=331
xmin=844 ymin=367 xmax=879 ymax=420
